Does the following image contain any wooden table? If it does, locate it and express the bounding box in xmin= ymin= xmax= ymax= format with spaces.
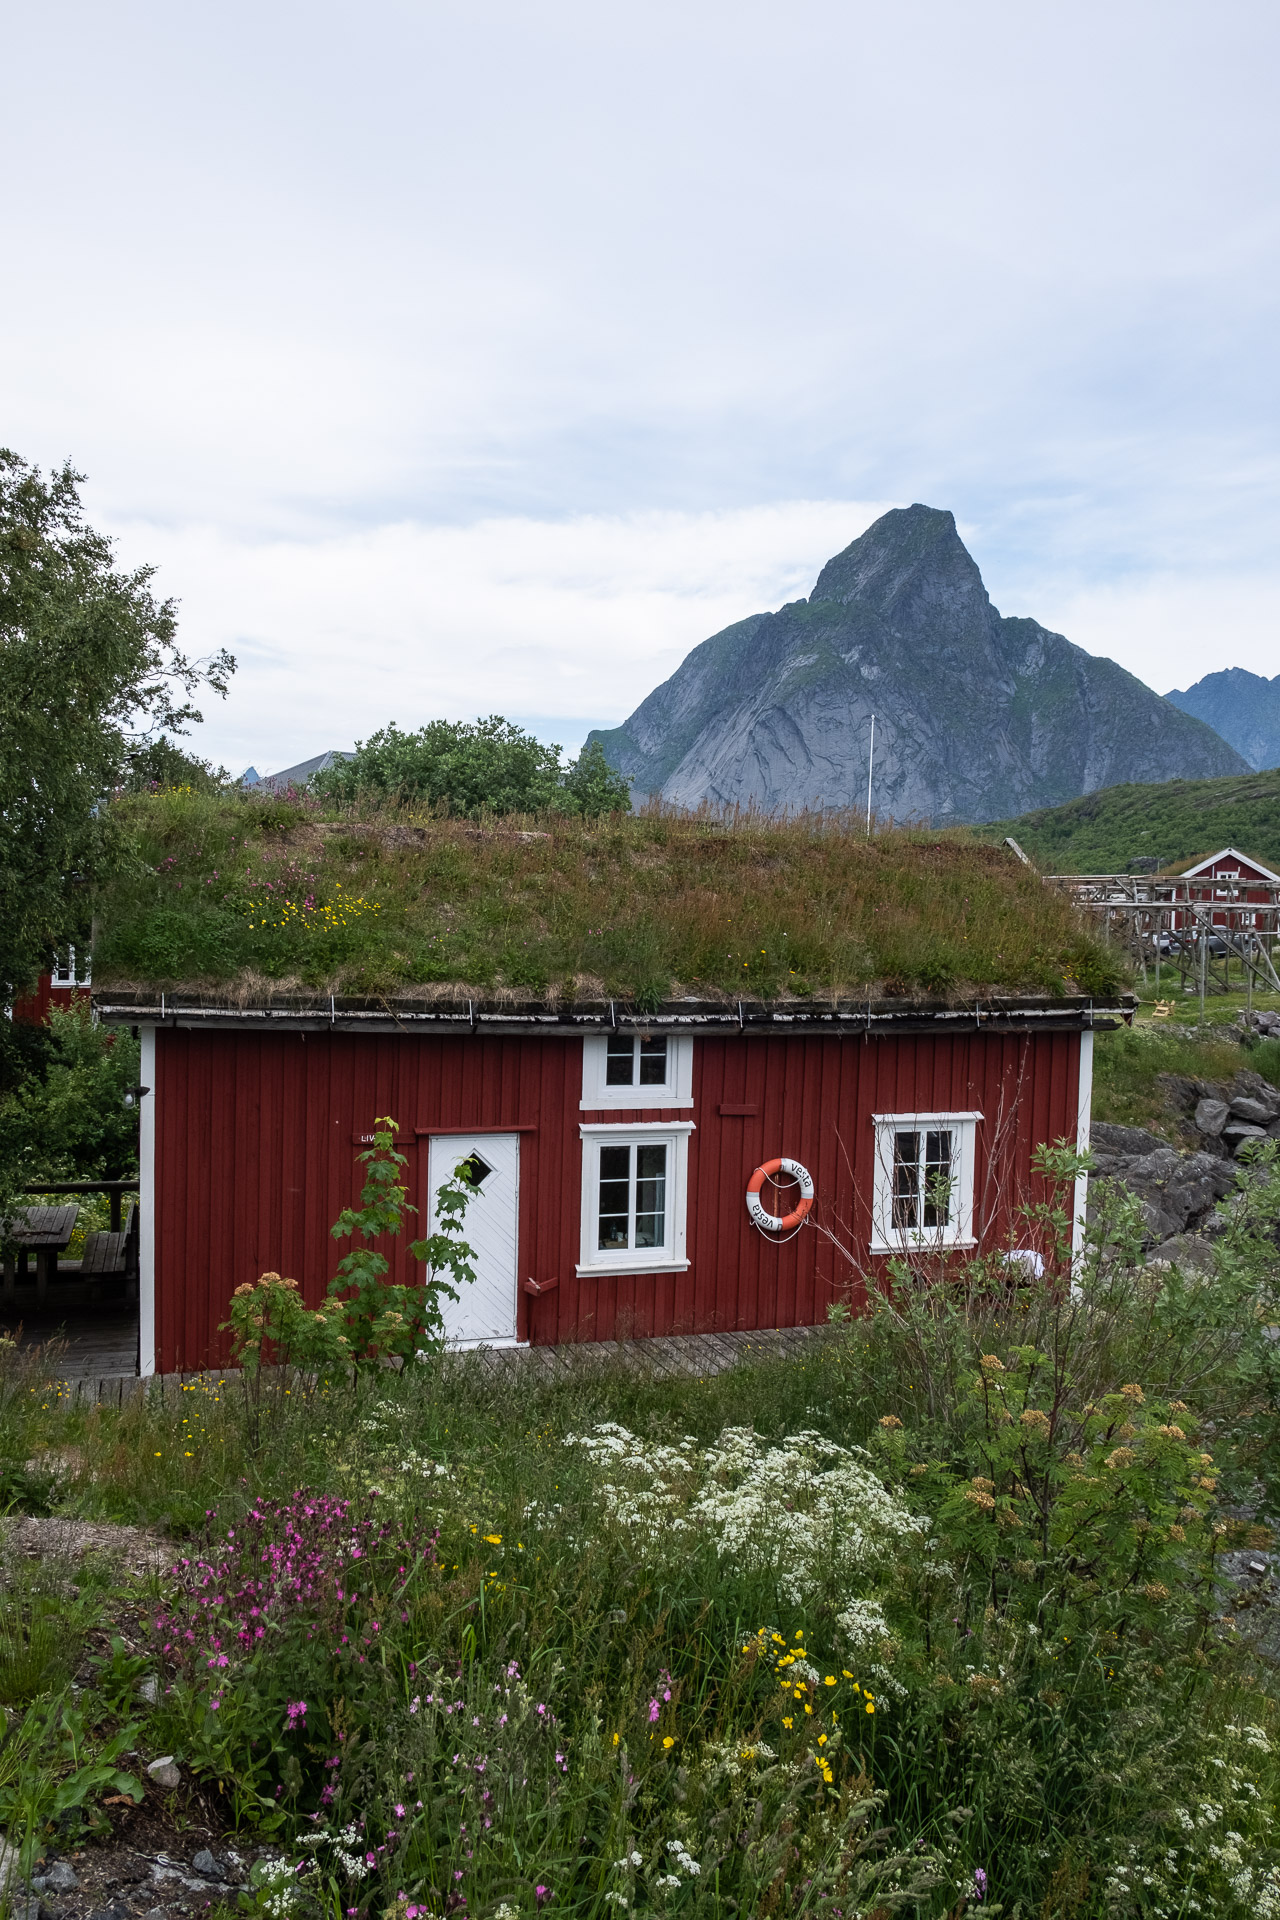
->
xmin=2 ymin=1204 xmax=79 ymax=1304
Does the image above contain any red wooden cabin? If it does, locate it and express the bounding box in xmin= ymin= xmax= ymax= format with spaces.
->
xmin=95 ymin=990 xmax=1125 ymax=1376
xmin=1169 ymin=847 xmax=1280 ymax=933
xmin=9 ymin=949 xmax=92 ymax=1025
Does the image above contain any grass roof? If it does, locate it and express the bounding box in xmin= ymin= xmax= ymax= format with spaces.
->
xmin=90 ymin=790 xmax=1125 ymax=1006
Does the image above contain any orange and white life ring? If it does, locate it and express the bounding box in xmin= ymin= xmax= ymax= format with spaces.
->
xmin=746 ymin=1157 xmax=815 ymax=1234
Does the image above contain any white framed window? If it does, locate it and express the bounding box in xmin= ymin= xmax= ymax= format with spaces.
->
xmin=870 ymin=1111 xmax=981 ymax=1253
xmin=577 ymin=1122 xmax=695 ymax=1275
xmin=580 ymin=1033 xmax=693 ymax=1109
xmin=51 ymin=947 xmax=91 ymax=988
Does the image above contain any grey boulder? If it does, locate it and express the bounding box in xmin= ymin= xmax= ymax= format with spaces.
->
xmin=1195 ymin=1098 xmax=1230 ymax=1137
xmin=1230 ymin=1096 xmax=1275 ymax=1125
xmin=1146 ymin=1235 xmax=1217 ymax=1273
xmin=146 ymin=1756 xmax=181 ymax=1790
xmin=1090 ymin=1122 xmax=1171 ymax=1158
xmin=191 ymin=1852 xmax=223 ymax=1881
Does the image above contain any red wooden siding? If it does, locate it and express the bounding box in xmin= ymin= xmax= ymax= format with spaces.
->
xmin=151 ymin=1027 xmax=1082 ymax=1373
xmin=11 ymin=974 xmax=89 ymax=1024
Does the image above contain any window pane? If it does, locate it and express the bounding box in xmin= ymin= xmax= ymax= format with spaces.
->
xmin=605 ymin=1034 xmax=635 ymax=1086
xmin=892 ymin=1131 xmax=919 ymax=1230
xmin=923 ymin=1130 xmax=953 ymax=1228
xmin=598 ymin=1144 xmax=632 ymax=1249
xmin=638 ymin=1036 xmax=669 ymax=1085
xmin=634 ymin=1143 xmax=667 ymax=1248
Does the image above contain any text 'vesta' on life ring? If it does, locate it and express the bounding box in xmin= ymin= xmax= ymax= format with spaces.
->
xmin=746 ymin=1157 xmax=815 ymax=1234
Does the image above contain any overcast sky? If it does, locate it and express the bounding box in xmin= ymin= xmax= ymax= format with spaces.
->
xmin=3 ymin=1 xmax=1277 ymax=773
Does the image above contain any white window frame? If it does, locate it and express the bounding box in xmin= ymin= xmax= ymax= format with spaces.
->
xmin=580 ymin=1033 xmax=693 ymax=1110
xmin=870 ymin=1111 xmax=982 ymax=1253
xmin=577 ymin=1121 xmax=695 ymax=1276
xmin=51 ymin=947 xmax=91 ymax=988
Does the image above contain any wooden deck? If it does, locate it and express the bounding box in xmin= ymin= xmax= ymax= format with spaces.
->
xmin=2 ymin=1311 xmax=828 ymax=1407
xmin=1 ymin=1303 xmax=138 ymax=1386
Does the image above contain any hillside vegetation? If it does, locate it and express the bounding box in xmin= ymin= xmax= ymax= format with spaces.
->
xmin=979 ymin=767 xmax=1280 ymax=873
xmin=90 ymin=788 xmax=1123 ymax=1003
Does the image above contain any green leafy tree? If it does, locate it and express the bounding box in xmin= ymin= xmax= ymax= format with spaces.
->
xmin=314 ymin=715 xmax=630 ymax=818
xmin=0 ymin=451 xmax=234 ymax=1001
xmin=0 ymin=1005 xmax=141 ymax=1191
xmin=562 ymin=737 xmax=631 ymax=815
xmin=121 ymin=735 xmax=226 ymax=794
xmin=225 ymin=1119 xmax=477 ymax=1379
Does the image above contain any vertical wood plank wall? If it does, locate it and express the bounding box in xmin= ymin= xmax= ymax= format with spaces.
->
xmin=152 ymin=1027 xmax=1082 ymax=1372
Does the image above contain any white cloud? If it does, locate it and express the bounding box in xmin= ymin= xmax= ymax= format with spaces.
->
xmin=1 ymin=0 xmax=1277 ymax=771
xmin=117 ymin=501 xmax=891 ymax=773
xmin=1034 ymin=574 xmax=1280 ymax=696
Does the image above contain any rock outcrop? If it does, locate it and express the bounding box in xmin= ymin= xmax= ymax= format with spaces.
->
xmin=1090 ymin=1043 xmax=1280 ymax=1259
xmin=591 ymin=506 xmax=1250 ymax=823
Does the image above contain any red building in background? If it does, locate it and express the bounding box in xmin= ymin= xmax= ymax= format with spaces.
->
xmin=9 ymin=949 xmax=92 ymax=1025
xmin=1170 ymin=847 xmax=1280 ymax=933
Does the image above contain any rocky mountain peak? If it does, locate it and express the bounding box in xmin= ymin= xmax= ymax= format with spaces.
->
xmin=811 ymin=504 xmax=984 ymax=616
xmin=588 ymin=506 xmax=1248 ymax=823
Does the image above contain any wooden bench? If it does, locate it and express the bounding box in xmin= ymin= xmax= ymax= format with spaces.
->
xmin=2 ymin=1204 xmax=79 ymax=1303
xmin=57 ymin=1206 xmax=138 ymax=1303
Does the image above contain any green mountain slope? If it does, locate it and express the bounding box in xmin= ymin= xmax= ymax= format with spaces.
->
xmin=977 ymin=768 xmax=1280 ymax=873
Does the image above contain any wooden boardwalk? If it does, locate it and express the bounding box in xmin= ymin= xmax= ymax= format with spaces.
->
xmin=5 ymin=1313 xmax=829 ymax=1407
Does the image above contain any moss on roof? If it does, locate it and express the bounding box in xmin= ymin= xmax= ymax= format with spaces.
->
xmin=90 ymin=790 xmax=1126 ymax=1006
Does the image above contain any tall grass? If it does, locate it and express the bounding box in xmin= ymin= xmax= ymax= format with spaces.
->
xmin=92 ymin=789 xmax=1124 ymax=1003
xmin=9 ymin=1141 xmax=1280 ymax=1917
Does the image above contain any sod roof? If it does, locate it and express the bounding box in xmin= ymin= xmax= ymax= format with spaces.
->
xmin=90 ymin=790 xmax=1127 ymax=1011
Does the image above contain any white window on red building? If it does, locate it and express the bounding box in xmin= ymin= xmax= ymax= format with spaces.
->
xmin=51 ymin=948 xmax=91 ymax=988
xmin=577 ymin=1121 xmax=694 ymax=1274
xmin=580 ymin=1033 xmax=694 ymax=1109
xmin=870 ymin=1111 xmax=982 ymax=1252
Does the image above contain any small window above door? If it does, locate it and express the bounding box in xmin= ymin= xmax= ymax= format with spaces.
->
xmin=581 ymin=1033 xmax=694 ymax=1109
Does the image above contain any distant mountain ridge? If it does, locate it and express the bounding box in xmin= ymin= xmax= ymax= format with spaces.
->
xmin=588 ymin=505 xmax=1248 ymax=824
xmin=1166 ymin=667 xmax=1280 ymax=772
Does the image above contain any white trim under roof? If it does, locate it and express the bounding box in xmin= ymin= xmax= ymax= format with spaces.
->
xmin=1180 ymin=847 xmax=1280 ymax=883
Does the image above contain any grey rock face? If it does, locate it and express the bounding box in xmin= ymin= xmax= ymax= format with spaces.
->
xmin=590 ymin=506 xmax=1250 ymax=822
xmin=1195 ymin=1098 xmax=1230 ymax=1136
xmin=1093 ymin=1140 xmax=1239 ymax=1246
xmin=1148 ymin=1235 xmax=1218 ymax=1273
xmin=0 ymin=1842 xmax=23 ymax=1894
xmin=1230 ymin=1096 xmax=1274 ymax=1124
xmin=1091 ymin=1122 xmax=1170 ymax=1158
xmin=1165 ymin=666 xmax=1280 ymax=771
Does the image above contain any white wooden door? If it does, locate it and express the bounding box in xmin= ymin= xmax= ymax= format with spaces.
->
xmin=426 ymin=1133 xmax=520 ymax=1345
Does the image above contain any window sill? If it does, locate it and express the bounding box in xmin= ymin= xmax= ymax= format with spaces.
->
xmin=868 ymin=1236 xmax=977 ymax=1256
xmin=576 ymin=1258 xmax=691 ymax=1278
xmin=579 ymin=1097 xmax=694 ymax=1112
